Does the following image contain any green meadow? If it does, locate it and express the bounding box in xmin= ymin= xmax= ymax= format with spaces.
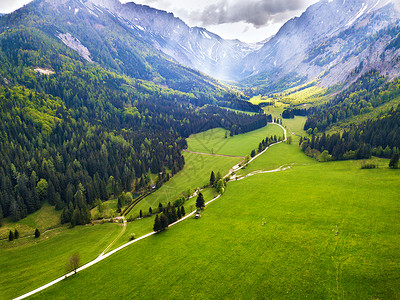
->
xmin=32 ymin=137 xmax=400 ymax=299
xmin=128 ymin=152 xmax=240 ymax=217
xmin=0 ymin=223 xmax=122 ymax=299
xmin=129 ymin=124 xmax=283 ymax=217
xmin=187 ymin=125 xmax=284 ymax=156
xmin=0 ymin=203 xmax=61 ymax=240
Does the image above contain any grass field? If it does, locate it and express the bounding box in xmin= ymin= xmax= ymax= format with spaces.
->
xmin=129 ymin=125 xmax=283 ymax=217
xmin=32 ymin=138 xmax=400 ymax=299
xmin=0 ymin=223 xmax=122 ymax=299
xmin=127 ymin=152 xmax=240 ymax=217
xmin=280 ymin=85 xmax=328 ymax=104
xmin=187 ymin=125 xmax=284 ymax=156
xmin=0 ymin=203 xmax=61 ymax=240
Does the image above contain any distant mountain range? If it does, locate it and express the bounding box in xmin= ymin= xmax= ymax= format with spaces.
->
xmin=241 ymin=0 xmax=400 ymax=92
xmin=85 ymin=0 xmax=400 ymax=92
xmin=1 ymin=0 xmax=400 ymax=92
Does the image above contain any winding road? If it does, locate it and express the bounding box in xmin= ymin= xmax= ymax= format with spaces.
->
xmin=14 ymin=122 xmax=288 ymax=300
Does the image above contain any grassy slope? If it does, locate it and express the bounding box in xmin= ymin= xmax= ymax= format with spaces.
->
xmin=129 ymin=125 xmax=283 ymax=217
xmin=128 ymin=152 xmax=240 ymax=217
xmin=187 ymin=125 xmax=284 ymax=156
xmin=0 ymin=223 xmax=122 ymax=299
xmin=32 ymin=140 xmax=400 ymax=299
xmin=0 ymin=203 xmax=61 ymax=239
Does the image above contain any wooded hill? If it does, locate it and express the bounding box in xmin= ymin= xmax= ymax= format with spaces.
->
xmin=0 ymin=0 xmax=268 ymax=224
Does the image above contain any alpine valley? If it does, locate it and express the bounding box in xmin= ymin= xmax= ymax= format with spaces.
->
xmin=1 ymin=0 xmax=400 ymax=299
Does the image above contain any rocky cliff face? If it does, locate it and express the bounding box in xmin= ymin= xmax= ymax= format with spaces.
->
xmin=89 ymin=0 xmax=262 ymax=81
xmin=88 ymin=0 xmax=400 ymax=90
xmin=241 ymin=0 xmax=400 ymax=90
xmin=6 ymin=0 xmax=400 ymax=90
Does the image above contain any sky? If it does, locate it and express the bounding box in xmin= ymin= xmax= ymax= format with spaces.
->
xmin=0 ymin=0 xmax=319 ymax=43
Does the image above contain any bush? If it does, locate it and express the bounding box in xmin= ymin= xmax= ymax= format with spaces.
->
xmin=361 ymin=162 xmax=378 ymax=169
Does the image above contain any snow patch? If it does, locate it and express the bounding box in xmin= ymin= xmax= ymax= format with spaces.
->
xmin=136 ymin=25 xmax=144 ymax=31
xmin=74 ymin=8 xmax=79 ymax=14
xmin=203 ymin=31 xmax=212 ymax=40
xmin=346 ymin=3 xmax=368 ymax=26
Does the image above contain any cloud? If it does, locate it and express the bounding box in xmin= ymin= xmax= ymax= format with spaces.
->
xmin=0 ymin=0 xmax=32 ymax=13
xmin=196 ymin=0 xmax=310 ymax=28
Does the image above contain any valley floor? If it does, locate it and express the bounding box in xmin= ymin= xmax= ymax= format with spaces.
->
xmin=3 ymin=121 xmax=400 ymax=299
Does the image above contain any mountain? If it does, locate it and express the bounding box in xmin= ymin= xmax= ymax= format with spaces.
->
xmin=89 ymin=0 xmax=261 ymax=81
xmin=0 ymin=0 xmax=237 ymax=99
xmin=240 ymin=0 xmax=400 ymax=92
xmin=0 ymin=0 xmax=267 ymax=223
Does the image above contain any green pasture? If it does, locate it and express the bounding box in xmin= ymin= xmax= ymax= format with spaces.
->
xmin=0 ymin=203 xmax=61 ymax=240
xmin=128 ymin=152 xmax=240 ymax=217
xmin=33 ymin=145 xmax=400 ymax=299
xmin=238 ymin=137 xmax=316 ymax=176
xmin=187 ymin=125 xmax=284 ymax=156
xmin=112 ymin=188 xmax=216 ymax=251
xmin=0 ymin=223 xmax=122 ymax=299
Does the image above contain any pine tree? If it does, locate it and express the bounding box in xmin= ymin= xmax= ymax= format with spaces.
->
xmin=389 ymin=153 xmax=399 ymax=169
xmin=149 ymin=207 xmax=153 ymax=215
xmin=158 ymin=202 xmax=163 ymax=212
xmin=210 ymin=171 xmax=215 ymax=186
xmin=153 ymin=214 xmax=161 ymax=232
xmin=14 ymin=228 xmax=19 ymax=239
xmin=180 ymin=206 xmax=185 ymax=217
xmin=170 ymin=206 xmax=178 ymax=223
xmin=34 ymin=228 xmax=40 ymax=238
xmin=160 ymin=213 xmax=169 ymax=230
xmin=140 ymin=210 xmax=143 ymax=218
xmin=8 ymin=230 xmax=14 ymax=241
xmin=196 ymin=192 xmax=205 ymax=209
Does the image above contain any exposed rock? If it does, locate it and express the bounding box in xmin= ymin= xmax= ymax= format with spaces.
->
xmin=58 ymin=32 xmax=93 ymax=63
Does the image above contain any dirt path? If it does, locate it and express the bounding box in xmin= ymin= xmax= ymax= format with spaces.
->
xmin=183 ymin=149 xmax=245 ymax=159
xmin=14 ymin=123 xmax=288 ymax=300
xmin=98 ymin=217 xmax=126 ymax=257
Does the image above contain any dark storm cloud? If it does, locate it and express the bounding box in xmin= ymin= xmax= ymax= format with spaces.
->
xmin=198 ymin=0 xmax=308 ymax=27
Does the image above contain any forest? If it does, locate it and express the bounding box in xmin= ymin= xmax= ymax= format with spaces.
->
xmin=304 ymin=71 xmax=400 ymax=132
xmin=300 ymin=105 xmax=400 ymax=161
xmin=0 ymin=25 xmax=268 ymax=225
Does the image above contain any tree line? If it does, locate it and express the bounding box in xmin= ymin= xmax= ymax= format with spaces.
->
xmin=300 ymin=105 xmax=400 ymax=161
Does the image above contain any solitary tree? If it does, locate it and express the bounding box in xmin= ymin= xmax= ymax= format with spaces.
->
xmin=215 ymin=179 xmax=225 ymax=194
xmin=158 ymin=202 xmax=163 ymax=213
xmin=389 ymin=153 xmax=399 ymax=169
xmin=34 ymin=228 xmax=40 ymax=238
xmin=8 ymin=230 xmax=14 ymax=241
xmin=14 ymin=228 xmax=19 ymax=239
xmin=210 ymin=171 xmax=215 ymax=186
xmin=139 ymin=210 xmax=143 ymax=218
xmin=149 ymin=207 xmax=153 ymax=215
xmin=66 ymin=252 xmax=81 ymax=274
xmin=196 ymin=192 xmax=205 ymax=209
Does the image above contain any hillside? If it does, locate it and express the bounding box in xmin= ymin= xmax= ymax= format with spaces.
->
xmin=0 ymin=0 xmax=268 ymax=224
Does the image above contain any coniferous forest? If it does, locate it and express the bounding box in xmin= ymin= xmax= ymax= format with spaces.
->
xmin=0 ymin=14 xmax=269 ymax=224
